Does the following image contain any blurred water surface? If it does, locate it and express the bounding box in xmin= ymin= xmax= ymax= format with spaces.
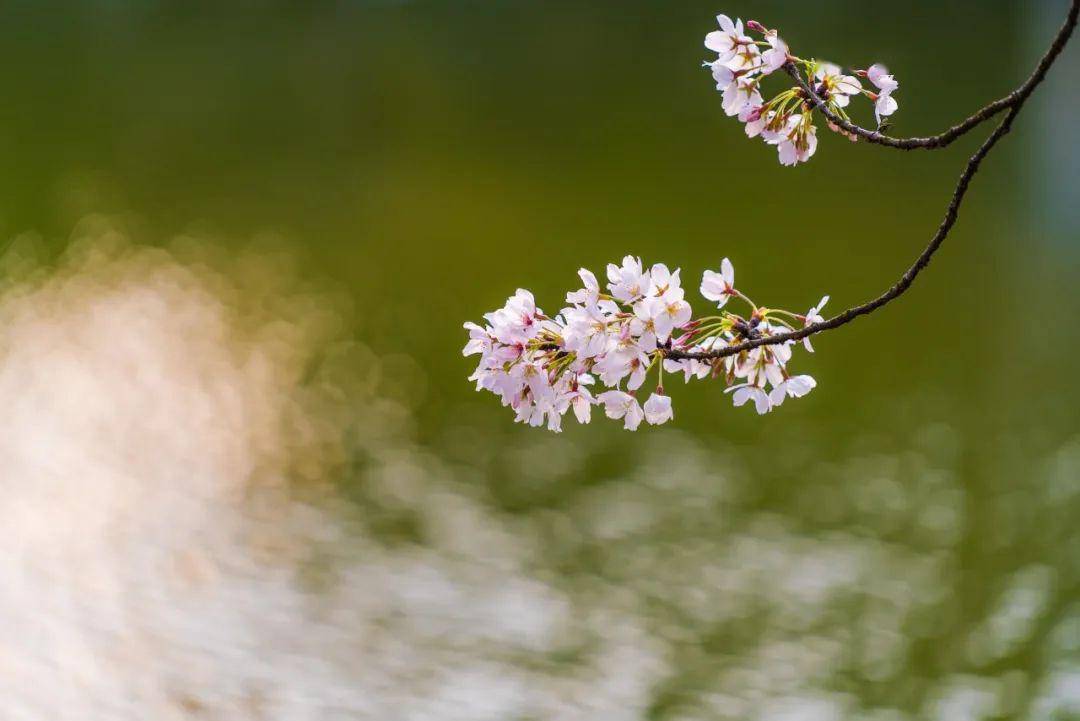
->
xmin=0 ymin=1 xmax=1076 ymax=719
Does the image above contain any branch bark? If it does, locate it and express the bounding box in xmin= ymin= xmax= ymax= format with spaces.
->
xmin=668 ymin=0 xmax=1079 ymax=363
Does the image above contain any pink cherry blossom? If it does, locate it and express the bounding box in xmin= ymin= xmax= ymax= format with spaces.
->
xmin=597 ymin=390 xmax=645 ymax=431
xmin=643 ymin=392 xmax=674 ymax=425
xmin=802 ymin=295 xmax=829 ymax=352
xmin=703 ymin=14 xmax=902 ymax=165
xmin=464 ymin=258 xmax=824 ymax=431
xmin=704 ymin=14 xmax=752 ymax=64
xmin=700 ymin=258 xmax=736 ymax=308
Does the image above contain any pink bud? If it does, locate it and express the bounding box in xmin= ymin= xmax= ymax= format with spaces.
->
xmin=746 ymin=19 xmax=767 ymax=33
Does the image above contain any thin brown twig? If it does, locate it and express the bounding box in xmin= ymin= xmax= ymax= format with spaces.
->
xmin=784 ymin=67 xmax=1000 ymax=150
xmin=668 ymin=0 xmax=1078 ymax=363
xmin=785 ymin=1 xmax=1079 ymax=150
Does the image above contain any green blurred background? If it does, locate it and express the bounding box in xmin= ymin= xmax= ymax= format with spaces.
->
xmin=0 ymin=0 xmax=1077 ymax=717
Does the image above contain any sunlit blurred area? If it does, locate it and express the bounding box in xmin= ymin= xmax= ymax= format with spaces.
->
xmin=0 ymin=1 xmax=1076 ymax=719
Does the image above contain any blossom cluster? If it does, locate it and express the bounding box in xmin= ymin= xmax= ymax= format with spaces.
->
xmin=705 ymin=14 xmax=900 ymax=165
xmin=464 ymin=257 xmax=826 ymax=432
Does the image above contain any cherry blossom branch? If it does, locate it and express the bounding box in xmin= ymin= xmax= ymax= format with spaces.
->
xmin=668 ymin=1 xmax=1078 ymax=363
xmin=464 ymin=6 xmax=1078 ymax=431
xmin=782 ymin=0 xmax=1080 ymax=150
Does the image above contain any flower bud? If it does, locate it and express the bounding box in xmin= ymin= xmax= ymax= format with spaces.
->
xmin=746 ymin=19 xmax=767 ymax=33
